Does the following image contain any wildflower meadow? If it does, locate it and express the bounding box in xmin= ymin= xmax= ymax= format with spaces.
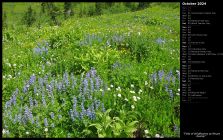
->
xmin=2 ymin=3 xmax=180 ymax=138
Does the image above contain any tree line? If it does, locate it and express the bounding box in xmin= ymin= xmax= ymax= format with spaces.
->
xmin=3 ymin=2 xmax=151 ymax=28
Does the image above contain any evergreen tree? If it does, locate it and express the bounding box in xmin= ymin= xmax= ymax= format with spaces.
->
xmin=95 ymin=2 xmax=102 ymax=15
xmin=41 ymin=3 xmax=46 ymax=13
xmin=46 ymin=3 xmax=60 ymax=26
xmin=22 ymin=6 xmax=36 ymax=27
xmin=3 ymin=12 xmax=8 ymax=29
xmin=138 ymin=2 xmax=150 ymax=10
xmin=64 ymin=2 xmax=74 ymax=19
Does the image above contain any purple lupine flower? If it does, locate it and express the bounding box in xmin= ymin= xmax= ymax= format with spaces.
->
xmin=24 ymin=106 xmax=34 ymax=124
xmin=63 ymin=72 xmax=69 ymax=87
xmin=83 ymin=78 xmax=88 ymax=94
xmin=90 ymin=67 xmax=96 ymax=78
xmin=101 ymin=103 xmax=106 ymax=112
xmin=156 ymin=37 xmax=165 ymax=45
xmin=176 ymin=70 xmax=180 ymax=80
xmin=11 ymin=94 xmax=16 ymax=106
xmin=86 ymin=72 xmax=91 ymax=78
xmin=57 ymin=82 xmax=62 ymax=91
xmin=14 ymin=88 xmax=19 ymax=96
xmin=95 ymin=100 xmax=100 ymax=110
xmin=69 ymin=109 xmax=75 ymax=122
xmin=23 ymin=85 xmax=28 ymax=93
xmin=34 ymin=86 xmax=37 ymax=94
xmin=174 ymin=124 xmax=178 ymax=132
xmin=86 ymin=108 xmax=92 ymax=119
xmin=17 ymin=113 xmax=22 ymax=124
xmin=34 ymin=99 xmax=38 ymax=107
xmin=58 ymin=114 xmax=62 ymax=120
xmin=158 ymin=70 xmax=164 ymax=81
xmin=106 ymin=40 xmax=110 ymax=46
xmin=44 ymin=118 xmax=48 ymax=127
xmin=151 ymin=73 xmax=157 ymax=84
xmin=20 ymin=95 xmax=24 ymax=101
xmin=165 ymin=84 xmax=169 ymax=92
xmin=90 ymin=103 xmax=96 ymax=120
xmin=43 ymin=75 xmax=48 ymax=85
xmin=42 ymin=94 xmax=46 ymax=106
xmin=29 ymin=97 xmax=33 ymax=107
xmin=90 ymin=78 xmax=94 ymax=92
xmin=95 ymin=76 xmax=101 ymax=90
xmin=51 ymin=123 xmax=55 ymax=128
xmin=36 ymin=117 xmax=40 ymax=128
xmin=166 ymin=71 xmax=172 ymax=83
xmin=50 ymin=112 xmax=54 ymax=119
xmin=79 ymin=111 xmax=84 ymax=120
xmin=81 ymin=102 xmax=86 ymax=116
xmin=29 ymin=75 xmax=36 ymax=85
xmin=38 ymin=77 xmax=44 ymax=87
xmin=13 ymin=114 xmax=17 ymax=124
xmin=169 ymin=89 xmax=174 ymax=99
xmin=73 ymin=96 xmax=77 ymax=109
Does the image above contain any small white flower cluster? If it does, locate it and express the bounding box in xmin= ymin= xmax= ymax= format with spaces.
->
xmin=130 ymin=90 xmax=135 ymax=94
xmin=116 ymin=86 xmax=121 ymax=92
xmin=2 ymin=129 xmax=9 ymax=135
xmin=138 ymin=89 xmax=143 ymax=94
xmin=133 ymin=96 xmax=140 ymax=101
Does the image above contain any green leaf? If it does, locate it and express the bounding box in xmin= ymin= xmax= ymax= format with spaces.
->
xmin=115 ymin=122 xmax=122 ymax=130
xmin=127 ymin=121 xmax=138 ymax=127
xmin=125 ymin=127 xmax=137 ymax=134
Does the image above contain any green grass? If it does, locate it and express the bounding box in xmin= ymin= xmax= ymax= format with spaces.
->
xmin=2 ymin=3 xmax=180 ymax=138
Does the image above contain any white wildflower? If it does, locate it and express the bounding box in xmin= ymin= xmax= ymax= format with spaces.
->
xmin=137 ymin=97 xmax=141 ymax=100
xmin=46 ymin=61 xmax=51 ymax=66
xmin=144 ymin=130 xmax=149 ymax=134
xmin=133 ymin=96 xmax=137 ymax=101
xmin=110 ymin=85 xmax=114 ymax=88
xmin=118 ymin=94 xmax=121 ymax=98
xmin=155 ymin=134 xmax=160 ymax=138
xmin=44 ymin=128 xmax=48 ymax=132
xmin=99 ymin=89 xmax=103 ymax=92
xmin=116 ymin=87 xmax=121 ymax=91
xmin=107 ymin=88 xmax=111 ymax=91
xmin=130 ymin=90 xmax=135 ymax=94
xmin=124 ymin=98 xmax=128 ymax=101
xmin=13 ymin=64 xmax=16 ymax=67
xmin=131 ymin=84 xmax=134 ymax=88
xmin=150 ymin=86 xmax=154 ymax=90
xmin=8 ymin=75 xmax=12 ymax=79
xmin=131 ymin=105 xmax=135 ymax=109
xmin=145 ymin=81 xmax=148 ymax=86
xmin=2 ymin=129 xmax=6 ymax=134
xmin=26 ymin=131 xmax=29 ymax=135
xmin=176 ymin=93 xmax=180 ymax=96
xmin=178 ymin=88 xmax=180 ymax=92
